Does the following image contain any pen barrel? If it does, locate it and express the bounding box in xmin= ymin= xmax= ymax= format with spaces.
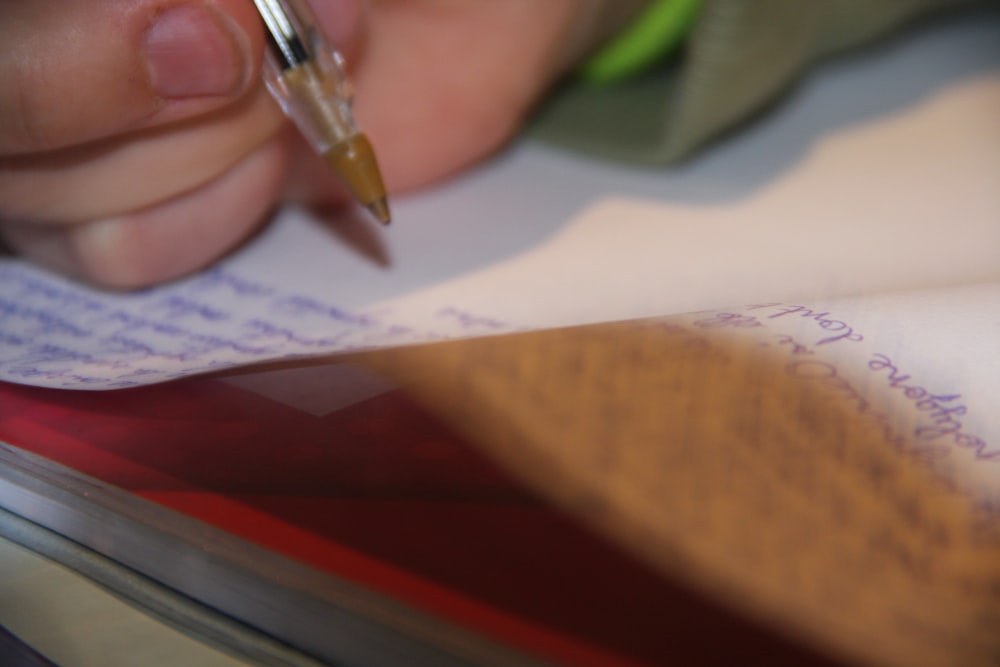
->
xmin=255 ymin=0 xmax=389 ymax=222
xmin=266 ymin=49 xmax=357 ymax=154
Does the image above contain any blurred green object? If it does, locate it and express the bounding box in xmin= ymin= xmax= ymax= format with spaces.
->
xmin=533 ymin=0 xmax=986 ymax=164
xmin=580 ymin=0 xmax=703 ymax=84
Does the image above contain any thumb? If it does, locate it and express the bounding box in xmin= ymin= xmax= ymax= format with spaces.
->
xmin=0 ymin=0 xmax=265 ymax=155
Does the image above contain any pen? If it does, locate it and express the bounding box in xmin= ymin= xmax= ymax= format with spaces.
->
xmin=252 ymin=0 xmax=390 ymax=224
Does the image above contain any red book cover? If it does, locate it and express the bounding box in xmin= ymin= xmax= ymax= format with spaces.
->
xmin=0 ymin=361 xmax=833 ymax=666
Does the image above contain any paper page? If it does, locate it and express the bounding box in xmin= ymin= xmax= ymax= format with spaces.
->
xmin=665 ymin=284 xmax=1000 ymax=501
xmin=0 ymin=62 xmax=998 ymax=389
xmin=372 ymin=282 xmax=1000 ymax=667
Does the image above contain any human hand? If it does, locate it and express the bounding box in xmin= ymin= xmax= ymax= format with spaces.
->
xmin=0 ymin=0 xmax=644 ymax=289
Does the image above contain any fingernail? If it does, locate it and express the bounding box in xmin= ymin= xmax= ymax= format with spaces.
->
xmin=144 ymin=4 xmax=249 ymax=99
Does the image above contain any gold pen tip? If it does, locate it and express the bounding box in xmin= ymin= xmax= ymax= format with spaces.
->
xmin=324 ymin=134 xmax=391 ymax=227
xmin=366 ymin=197 xmax=391 ymax=225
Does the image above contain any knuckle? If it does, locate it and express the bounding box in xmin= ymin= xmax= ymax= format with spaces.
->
xmin=0 ymin=57 xmax=61 ymax=154
xmin=7 ymin=70 xmax=33 ymax=148
xmin=71 ymin=220 xmax=154 ymax=290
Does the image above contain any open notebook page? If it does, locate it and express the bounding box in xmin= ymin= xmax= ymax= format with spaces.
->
xmin=0 ymin=10 xmax=998 ymax=390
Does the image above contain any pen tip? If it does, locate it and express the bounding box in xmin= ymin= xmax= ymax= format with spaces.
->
xmin=367 ymin=197 xmax=391 ymax=225
xmin=323 ymin=134 xmax=391 ymax=226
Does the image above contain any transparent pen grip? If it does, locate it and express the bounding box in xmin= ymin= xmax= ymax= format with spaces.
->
xmin=262 ymin=29 xmax=358 ymax=153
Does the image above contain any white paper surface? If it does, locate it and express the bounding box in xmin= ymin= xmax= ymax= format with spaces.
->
xmin=660 ymin=284 xmax=1000 ymax=506
xmin=1 ymin=65 xmax=999 ymax=390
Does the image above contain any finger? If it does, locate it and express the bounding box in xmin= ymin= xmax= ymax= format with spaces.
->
xmin=306 ymin=0 xmax=367 ymax=55
xmin=312 ymin=0 xmax=650 ymax=198
xmin=0 ymin=134 xmax=290 ymax=290
xmin=0 ymin=85 xmax=283 ymax=224
xmin=0 ymin=0 xmax=265 ymax=155
xmin=350 ymin=1 xmax=542 ymax=192
xmin=342 ymin=1 xmax=594 ymax=193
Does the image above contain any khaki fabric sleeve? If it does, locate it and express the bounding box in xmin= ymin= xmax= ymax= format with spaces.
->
xmin=529 ymin=0 xmax=986 ymax=164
